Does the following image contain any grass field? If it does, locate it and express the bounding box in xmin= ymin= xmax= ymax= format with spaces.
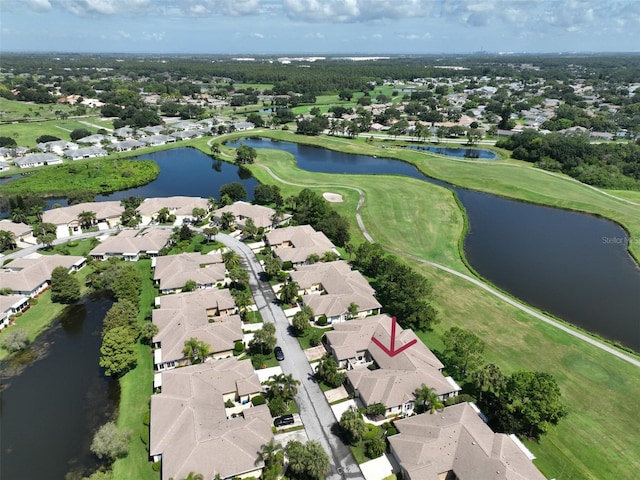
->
xmin=0 ymin=118 xmax=102 ymax=147
xmin=194 ymin=131 xmax=640 ymax=480
xmin=0 ymin=97 xmax=77 ymax=123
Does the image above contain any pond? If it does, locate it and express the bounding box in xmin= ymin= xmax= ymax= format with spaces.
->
xmin=0 ymin=294 xmax=118 ymax=480
xmin=403 ymin=144 xmax=497 ymax=159
xmin=226 ymin=137 xmax=640 ymax=351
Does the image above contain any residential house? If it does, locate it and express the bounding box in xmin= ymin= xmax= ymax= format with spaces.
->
xmin=325 ymin=315 xmax=459 ymax=416
xmin=265 ymin=225 xmax=337 ymax=266
xmin=153 ymin=252 xmax=225 ymax=294
xmin=113 ymin=127 xmax=136 ymax=139
xmin=212 ymin=201 xmax=289 ymax=232
xmin=138 ymin=196 xmax=210 ymax=226
xmin=0 ymin=295 xmax=30 ymax=330
xmin=152 ymin=292 xmax=241 ymax=370
xmin=233 ymin=121 xmax=255 ymax=131
xmin=65 ymin=146 xmax=108 ymax=160
xmin=76 ymin=134 xmax=107 ymax=145
xmin=0 ymin=254 xmax=86 ymax=297
xmin=0 ymin=161 xmax=10 ymax=172
xmin=15 ymin=153 xmax=61 ymax=169
xmin=141 ymin=134 xmax=175 ymax=147
xmin=0 ymin=219 xmax=32 ymax=243
xmin=106 ymin=139 xmax=145 ymax=152
xmin=42 ymin=201 xmax=123 ymax=238
xmin=290 ymin=261 xmax=381 ymax=323
xmin=389 ymin=402 xmax=546 ymax=480
xmin=90 ymin=228 xmax=172 ymax=261
xmin=37 ymin=140 xmax=77 ymax=155
xmin=150 ymin=359 xmax=272 ymax=480
xmin=0 ymin=146 xmax=28 ymax=159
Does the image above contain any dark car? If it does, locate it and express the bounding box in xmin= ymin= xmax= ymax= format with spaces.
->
xmin=274 ymin=346 xmax=284 ymax=361
xmin=274 ymin=414 xmax=295 ymax=427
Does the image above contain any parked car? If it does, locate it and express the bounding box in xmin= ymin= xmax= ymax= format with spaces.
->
xmin=274 ymin=414 xmax=294 ymax=427
xmin=274 ymin=346 xmax=284 ymax=361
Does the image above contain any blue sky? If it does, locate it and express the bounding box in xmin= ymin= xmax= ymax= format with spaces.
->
xmin=1 ymin=0 xmax=639 ymax=55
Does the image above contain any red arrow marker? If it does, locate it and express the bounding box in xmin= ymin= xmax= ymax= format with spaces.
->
xmin=371 ymin=316 xmax=417 ymax=358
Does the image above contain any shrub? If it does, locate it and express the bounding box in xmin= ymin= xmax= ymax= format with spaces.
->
xmin=363 ymin=424 xmax=378 ymax=440
xmin=29 ymin=298 xmax=38 ymax=306
xmin=317 ymin=315 xmax=328 ymax=326
xmin=282 ymin=261 xmax=293 ymax=271
xmin=224 ymin=399 xmax=235 ymax=408
xmin=252 ymin=394 xmax=266 ymax=406
xmin=364 ymin=437 xmax=386 ymax=459
xmin=1 ymin=328 xmax=30 ymax=352
xmin=152 ymin=461 xmax=161 ymax=472
xmin=445 ymin=393 xmax=475 ymax=406
xmin=234 ymin=340 xmax=245 ymax=355
xmin=90 ymin=421 xmax=131 ymax=462
xmin=309 ymin=331 xmax=323 ymax=347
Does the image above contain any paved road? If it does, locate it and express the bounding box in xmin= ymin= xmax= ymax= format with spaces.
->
xmin=217 ymin=234 xmax=364 ymax=480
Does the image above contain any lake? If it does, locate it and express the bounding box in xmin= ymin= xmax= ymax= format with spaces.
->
xmin=226 ymin=137 xmax=640 ymax=351
xmin=0 ymin=294 xmax=118 ymax=480
xmin=403 ymin=144 xmax=497 ymax=159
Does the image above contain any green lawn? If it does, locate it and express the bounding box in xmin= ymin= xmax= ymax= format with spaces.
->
xmin=0 ymin=118 xmax=101 ymax=147
xmin=0 ymin=97 xmax=78 ymax=123
xmin=39 ymin=238 xmax=98 ymax=257
xmin=296 ymin=326 xmax=330 ymax=350
xmin=0 ymin=266 xmax=93 ymax=361
xmin=112 ymin=260 xmax=159 ymax=480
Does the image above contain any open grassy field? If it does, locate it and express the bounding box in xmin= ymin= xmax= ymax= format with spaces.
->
xmin=198 ymin=131 xmax=640 ymax=480
xmin=0 ymin=97 xmax=77 ymax=122
xmin=0 ymin=118 xmax=101 ymax=147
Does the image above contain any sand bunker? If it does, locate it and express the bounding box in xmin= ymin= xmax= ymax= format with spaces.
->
xmin=323 ymin=192 xmax=343 ymax=203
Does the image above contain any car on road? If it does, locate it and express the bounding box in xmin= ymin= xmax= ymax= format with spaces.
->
xmin=274 ymin=414 xmax=294 ymax=427
xmin=274 ymin=346 xmax=284 ymax=361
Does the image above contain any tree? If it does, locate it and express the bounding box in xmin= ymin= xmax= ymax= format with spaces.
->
xmin=202 ymin=226 xmax=218 ymax=242
xmin=242 ymin=217 xmax=258 ymax=239
xmin=315 ymin=355 xmax=345 ymax=388
xmin=10 ymin=207 xmax=27 ymax=224
xmin=30 ymin=204 xmax=43 ymax=223
xmin=191 ymin=207 xmax=206 ymax=224
xmin=228 ymin=266 xmax=249 ymax=289
xmin=414 ymin=384 xmax=444 ymax=414
xmin=496 ymin=371 xmax=567 ymax=439
xmin=220 ymin=211 xmax=236 ymax=230
xmin=292 ymin=309 xmax=311 ymax=336
xmin=257 ymin=439 xmax=284 ymax=480
xmin=50 ymin=266 xmax=81 ymax=304
xmin=111 ymin=264 xmax=141 ymax=304
xmin=219 ymin=182 xmax=247 ymax=201
xmin=0 ymin=230 xmax=17 ymax=251
xmin=278 ymin=281 xmax=299 ymax=306
xmin=70 ymin=128 xmax=92 ymax=141
xmin=285 ymin=440 xmax=329 ymax=480
xmin=253 ymin=184 xmax=274 ymax=205
xmin=36 ymin=134 xmax=61 ymax=144
xmin=0 ymin=136 xmax=17 ymax=147
xmin=365 ymin=403 xmax=387 ymax=418
xmin=263 ymin=255 xmax=282 ymax=279
xmin=364 ymin=437 xmax=386 ymax=459
xmin=265 ymin=373 xmax=300 ymax=407
xmin=236 ymin=144 xmax=257 ymax=164
xmin=347 ymin=302 xmax=359 ymax=319
xmin=442 ymin=327 xmax=485 ymax=377
xmin=139 ymin=321 xmax=159 ymax=345
xmin=222 ymin=250 xmax=241 ymax=269
xmin=0 ymin=328 xmax=29 ymax=352
xmin=155 ymin=207 xmax=171 ymax=224
xmin=90 ymin=421 xmax=131 ymax=462
xmin=183 ymin=279 xmax=197 ymax=292
xmin=119 ymin=207 xmax=141 ymax=227
xmin=249 ymin=322 xmax=277 ymax=354
xmin=472 ymin=363 xmax=505 ymax=403
xmin=78 ymin=210 xmax=97 ymax=229
xmin=340 ymin=406 xmax=366 ymax=444
xmin=182 ymin=337 xmax=210 ymax=363
xmin=99 ymin=325 xmax=137 ymax=377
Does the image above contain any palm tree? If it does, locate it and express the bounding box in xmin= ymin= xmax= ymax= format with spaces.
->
xmin=181 ymin=473 xmax=204 ymax=480
xmin=182 ymin=337 xmax=210 ymax=364
xmin=30 ymin=205 xmax=44 ymax=222
xmin=222 ymin=250 xmax=241 ymax=269
xmin=347 ymin=302 xmax=359 ymax=320
xmin=279 ymin=281 xmax=299 ymax=306
xmin=78 ymin=210 xmax=97 ymax=229
xmin=0 ymin=230 xmax=17 ymax=251
xmin=207 ymin=196 xmax=218 ymax=211
xmin=202 ymin=226 xmax=218 ymax=242
xmin=472 ymin=363 xmax=505 ymax=402
xmin=156 ymin=207 xmax=171 ymax=224
xmin=232 ymin=288 xmax=252 ymax=320
xmin=414 ymin=384 xmax=444 ymax=414
xmin=256 ymin=438 xmax=283 ymax=468
xmin=220 ymin=211 xmax=235 ymax=230
xmin=10 ymin=207 xmax=27 ymax=224
xmin=266 ymin=373 xmax=300 ymax=407
xmin=344 ymin=242 xmax=354 ymax=260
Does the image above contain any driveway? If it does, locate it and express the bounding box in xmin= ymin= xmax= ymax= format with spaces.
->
xmin=217 ymin=233 xmax=364 ymax=480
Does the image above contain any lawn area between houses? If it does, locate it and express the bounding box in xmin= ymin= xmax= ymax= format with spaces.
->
xmin=194 ymin=131 xmax=640 ymax=480
xmin=112 ymin=259 xmax=159 ymax=480
xmin=0 ymin=265 xmax=93 ymax=361
xmin=0 ymin=117 xmax=100 ymax=147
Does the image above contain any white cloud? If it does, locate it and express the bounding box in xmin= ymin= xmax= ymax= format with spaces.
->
xmin=282 ymin=0 xmax=436 ymax=22
xmin=26 ymin=0 xmax=53 ymax=11
xmin=250 ymin=32 xmax=265 ymax=38
xmin=142 ymin=31 xmax=165 ymax=41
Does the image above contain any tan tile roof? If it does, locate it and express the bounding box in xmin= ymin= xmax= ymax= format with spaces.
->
xmin=150 ymin=359 xmax=272 ymax=480
xmin=153 ymin=308 xmax=242 ymax=363
xmin=42 ymin=201 xmax=123 ymax=225
xmin=214 ymin=201 xmax=280 ymax=229
xmin=156 ymin=288 xmax=236 ymax=313
xmin=265 ymin=225 xmax=336 ymax=263
xmin=90 ymin=228 xmax=171 ymax=256
xmin=0 ymin=254 xmax=85 ymax=294
xmin=138 ymin=196 xmax=209 ymax=216
xmin=0 ymin=220 xmax=31 ymax=237
xmin=389 ymin=403 xmax=546 ymax=480
xmin=154 ymin=252 xmax=225 ymax=291
xmin=291 ymin=261 xmax=380 ymax=317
